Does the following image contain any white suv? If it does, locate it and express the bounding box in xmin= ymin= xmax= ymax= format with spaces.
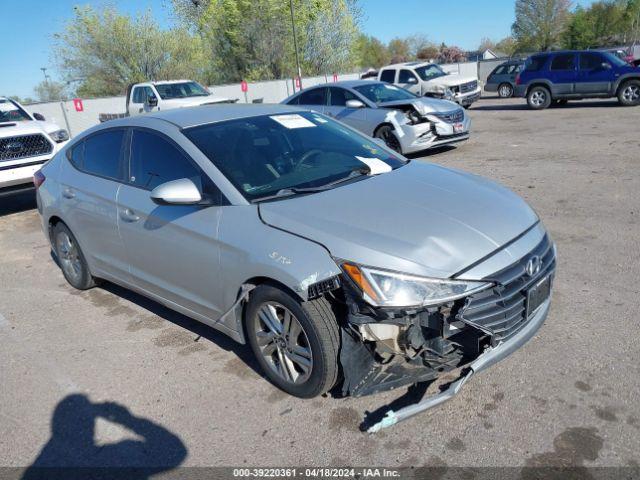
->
xmin=379 ymin=62 xmax=481 ymax=108
xmin=0 ymin=97 xmax=69 ymax=195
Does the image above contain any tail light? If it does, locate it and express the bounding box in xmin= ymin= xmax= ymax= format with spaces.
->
xmin=515 ymin=74 xmax=521 ymax=85
xmin=33 ymin=170 xmax=46 ymax=189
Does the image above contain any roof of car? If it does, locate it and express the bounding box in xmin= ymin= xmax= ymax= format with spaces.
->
xmin=104 ymin=104 xmax=311 ymax=129
xmin=323 ymin=80 xmax=382 ymax=88
xmin=382 ymin=61 xmax=433 ymax=69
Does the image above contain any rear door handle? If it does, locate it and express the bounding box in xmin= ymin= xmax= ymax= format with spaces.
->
xmin=120 ymin=208 xmax=140 ymax=223
xmin=62 ymin=188 xmax=75 ymax=199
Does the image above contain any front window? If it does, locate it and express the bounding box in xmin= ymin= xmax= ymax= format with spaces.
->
xmin=353 ymin=83 xmax=417 ymax=104
xmin=0 ymin=99 xmax=32 ymax=123
xmin=184 ymin=112 xmax=406 ymax=202
xmin=414 ymin=64 xmax=447 ymax=81
xmin=603 ymin=51 xmax=628 ymax=67
xmin=154 ymin=82 xmax=209 ymax=100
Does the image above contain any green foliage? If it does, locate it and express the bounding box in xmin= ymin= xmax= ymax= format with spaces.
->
xmin=495 ymin=36 xmax=518 ymax=55
xmin=387 ymin=37 xmax=410 ymax=63
xmin=54 ymin=6 xmax=206 ymax=97
xmin=512 ymin=0 xmax=572 ymax=51
xmin=354 ymin=34 xmax=390 ymax=68
xmin=34 ymin=81 xmax=69 ymax=102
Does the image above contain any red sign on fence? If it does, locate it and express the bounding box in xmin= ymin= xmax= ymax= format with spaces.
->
xmin=240 ymin=80 xmax=248 ymax=93
xmin=73 ymin=98 xmax=83 ymax=112
xmin=333 ymin=73 xmax=338 ymax=82
xmin=295 ymin=76 xmax=301 ymax=89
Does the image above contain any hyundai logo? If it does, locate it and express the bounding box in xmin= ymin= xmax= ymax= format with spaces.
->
xmin=4 ymin=141 xmax=23 ymax=152
xmin=525 ymin=256 xmax=542 ymax=277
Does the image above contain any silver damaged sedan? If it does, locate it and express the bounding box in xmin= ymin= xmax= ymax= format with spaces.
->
xmin=36 ymin=104 xmax=555 ymax=430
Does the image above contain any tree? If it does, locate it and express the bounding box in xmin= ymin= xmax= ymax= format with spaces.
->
xmin=478 ymin=37 xmax=497 ymax=52
xmin=495 ymin=36 xmax=518 ymax=55
xmin=34 ymin=80 xmax=69 ymax=102
xmin=416 ymin=45 xmax=439 ymax=60
xmin=388 ymin=37 xmax=410 ymax=63
xmin=406 ymin=34 xmax=434 ymax=58
xmin=437 ymin=45 xmax=467 ymax=63
xmin=54 ymin=6 xmax=206 ymax=97
xmin=512 ymin=0 xmax=572 ymax=51
xmin=354 ymin=34 xmax=390 ymax=68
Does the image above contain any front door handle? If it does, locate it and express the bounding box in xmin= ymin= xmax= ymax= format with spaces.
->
xmin=62 ymin=188 xmax=75 ymax=199
xmin=120 ymin=208 xmax=140 ymax=223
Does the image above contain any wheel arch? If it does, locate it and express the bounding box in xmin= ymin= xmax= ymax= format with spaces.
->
xmin=526 ymin=82 xmax=553 ymax=97
xmin=614 ymin=75 xmax=640 ymax=95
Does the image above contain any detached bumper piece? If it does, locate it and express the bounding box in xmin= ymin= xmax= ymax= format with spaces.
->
xmin=367 ymin=297 xmax=552 ymax=433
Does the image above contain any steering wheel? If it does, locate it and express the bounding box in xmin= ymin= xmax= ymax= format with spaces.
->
xmin=294 ymin=149 xmax=323 ymax=170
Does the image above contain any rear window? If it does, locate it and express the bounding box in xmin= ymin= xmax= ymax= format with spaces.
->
xmin=550 ymin=54 xmax=575 ymax=70
xmin=379 ymin=69 xmax=396 ymax=83
xmin=296 ymin=88 xmax=326 ymax=106
xmin=81 ymin=130 xmax=125 ymax=180
xmin=525 ymin=55 xmax=548 ymax=72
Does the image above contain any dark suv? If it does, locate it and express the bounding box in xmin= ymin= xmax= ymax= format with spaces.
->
xmin=515 ymin=50 xmax=640 ymax=109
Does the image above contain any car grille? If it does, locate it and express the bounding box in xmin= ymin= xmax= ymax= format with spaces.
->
xmin=433 ymin=109 xmax=464 ymax=124
xmin=459 ymin=81 xmax=478 ymax=94
xmin=458 ymin=232 xmax=556 ymax=344
xmin=0 ymin=134 xmax=52 ymax=162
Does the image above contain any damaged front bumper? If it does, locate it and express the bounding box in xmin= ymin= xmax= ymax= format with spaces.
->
xmin=367 ymin=296 xmax=551 ymax=432
xmin=398 ymin=114 xmax=471 ymax=154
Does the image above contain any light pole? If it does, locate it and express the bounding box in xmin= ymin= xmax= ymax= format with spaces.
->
xmin=40 ymin=67 xmax=50 ymax=85
xmin=289 ymin=0 xmax=302 ymax=89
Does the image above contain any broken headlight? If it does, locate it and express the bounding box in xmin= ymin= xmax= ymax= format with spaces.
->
xmin=342 ymin=262 xmax=492 ymax=308
xmin=404 ymin=110 xmax=423 ymax=125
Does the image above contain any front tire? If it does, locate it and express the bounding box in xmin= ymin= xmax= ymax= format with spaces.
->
xmin=245 ymin=285 xmax=340 ymax=398
xmin=617 ymin=80 xmax=640 ymax=106
xmin=498 ymin=83 xmax=514 ymax=98
xmin=527 ymin=86 xmax=552 ymax=110
xmin=53 ymin=223 xmax=97 ymax=290
xmin=374 ymin=125 xmax=402 ymax=153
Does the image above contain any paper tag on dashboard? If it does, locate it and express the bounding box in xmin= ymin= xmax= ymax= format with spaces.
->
xmin=355 ymin=156 xmax=392 ymax=175
xmin=270 ymin=114 xmax=316 ymax=129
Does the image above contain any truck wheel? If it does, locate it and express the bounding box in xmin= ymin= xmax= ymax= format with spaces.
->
xmin=498 ymin=83 xmax=513 ymax=98
xmin=527 ymin=86 xmax=551 ymax=110
xmin=617 ymin=80 xmax=640 ymax=106
xmin=53 ymin=223 xmax=97 ymax=290
xmin=245 ymin=285 xmax=340 ymax=398
xmin=374 ymin=125 xmax=402 ymax=153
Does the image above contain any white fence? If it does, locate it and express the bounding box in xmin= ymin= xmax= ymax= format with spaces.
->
xmin=23 ymin=60 xmax=508 ymax=139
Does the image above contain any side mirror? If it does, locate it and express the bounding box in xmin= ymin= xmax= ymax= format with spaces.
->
xmin=408 ymin=77 xmax=418 ymax=84
xmin=150 ymin=178 xmax=202 ymax=205
xmin=146 ymin=95 xmax=158 ymax=108
xmin=601 ymin=62 xmax=612 ymax=69
xmin=33 ymin=113 xmax=45 ymax=121
xmin=345 ymin=99 xmax=365 ymax=109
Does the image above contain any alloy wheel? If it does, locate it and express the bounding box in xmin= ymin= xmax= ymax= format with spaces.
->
xmin=499 ymin=84 xmax=513 ymax=98
xmin=254 ymin=302 xmax=313 ymax=385
xmin=530 ymin=90 xmax=546 ymax=107
xmin=622 ymin=85 xmax=640 ymax=103
xmin=56 ymin=231 xmax=82 ymax=284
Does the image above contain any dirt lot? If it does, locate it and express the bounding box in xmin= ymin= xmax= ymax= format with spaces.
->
xmin=1 ymin=97 xmax=639 ymax=475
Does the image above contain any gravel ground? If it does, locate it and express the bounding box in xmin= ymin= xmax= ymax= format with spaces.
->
xmin=0 ymin=96 xmax=639 ymax=476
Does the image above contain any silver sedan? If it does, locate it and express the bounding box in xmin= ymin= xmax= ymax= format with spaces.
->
xmin=282 ymin=80 xmax=470 ymax=154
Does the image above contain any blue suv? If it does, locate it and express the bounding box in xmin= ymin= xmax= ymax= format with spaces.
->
xmin=515 ymin=50 xmax=640 ymax=109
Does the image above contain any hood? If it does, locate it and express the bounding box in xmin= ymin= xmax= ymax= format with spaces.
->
xmin=259 ymin=162 xmax=538 ymax=279
xmin=0 ymin=120 xmax=58 ymax=138
xmin=432 ymin=74 xmax=477 ymax=87
xmin=378 ymin=97 xmax=461 ymax=115
xmin=161 ymin=96 xmax=233 ymax=109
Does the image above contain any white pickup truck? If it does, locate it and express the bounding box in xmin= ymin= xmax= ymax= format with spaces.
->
xmin=379 ymin=62 xmax=481 ymax=108
xmin=125 ymin=80 xmax=235 ymax=116
xmin=0 ymin=97 xmax=69 ymax=196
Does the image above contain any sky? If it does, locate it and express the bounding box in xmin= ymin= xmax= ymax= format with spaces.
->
xmin=1 ymin=0 xmax=595 ymax=99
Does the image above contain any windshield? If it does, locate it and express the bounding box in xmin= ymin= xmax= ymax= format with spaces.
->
xmin=184 ymin=112 xmax=406 ymax=202
xmin=0 ymin=99 xmax=32 ymax=123
xmin=353 ymin=83 xmax=417 ymax=104
xmin=603 ymin=51 xmax=628 ymax=67
xmin=414 ymin=64 xmax=447 ymax=81
xmin=154 ymin=82 xmax=210 ymax=99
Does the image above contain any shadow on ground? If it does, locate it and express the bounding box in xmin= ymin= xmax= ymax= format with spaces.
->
xmin=473 ymin=99 xmax=621 ymax=111
xmin=0 ymin=190 xmax=36 ymax=217
xmin=100 ymin=282 xmax=264 ymax=378
xmin=21 ymin=394 xmax=187 ymax=480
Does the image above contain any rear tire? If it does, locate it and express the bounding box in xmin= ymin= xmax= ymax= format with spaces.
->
xmin=527 ymin=86 xmax=552 ymax=110
xmin=53 ymin=223 xmax=97 ymax=290
xmin=498 ymin=83 xmax=514 ymax=98
xmin=245 ymin=285 xmax=340 ymax=398
xmin=374 ymin=125 xmax=402 ymax=153
xmin=617 ymin=80 xmax=640 ymax=106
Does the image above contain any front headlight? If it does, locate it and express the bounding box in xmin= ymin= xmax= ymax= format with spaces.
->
xmin=342 ymin=262 xmax=492 ymax=308
xmin=48 ymin=129 xmax=69 ymax=143
xmin=443 ymin=88 xmax=454 ymax=100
